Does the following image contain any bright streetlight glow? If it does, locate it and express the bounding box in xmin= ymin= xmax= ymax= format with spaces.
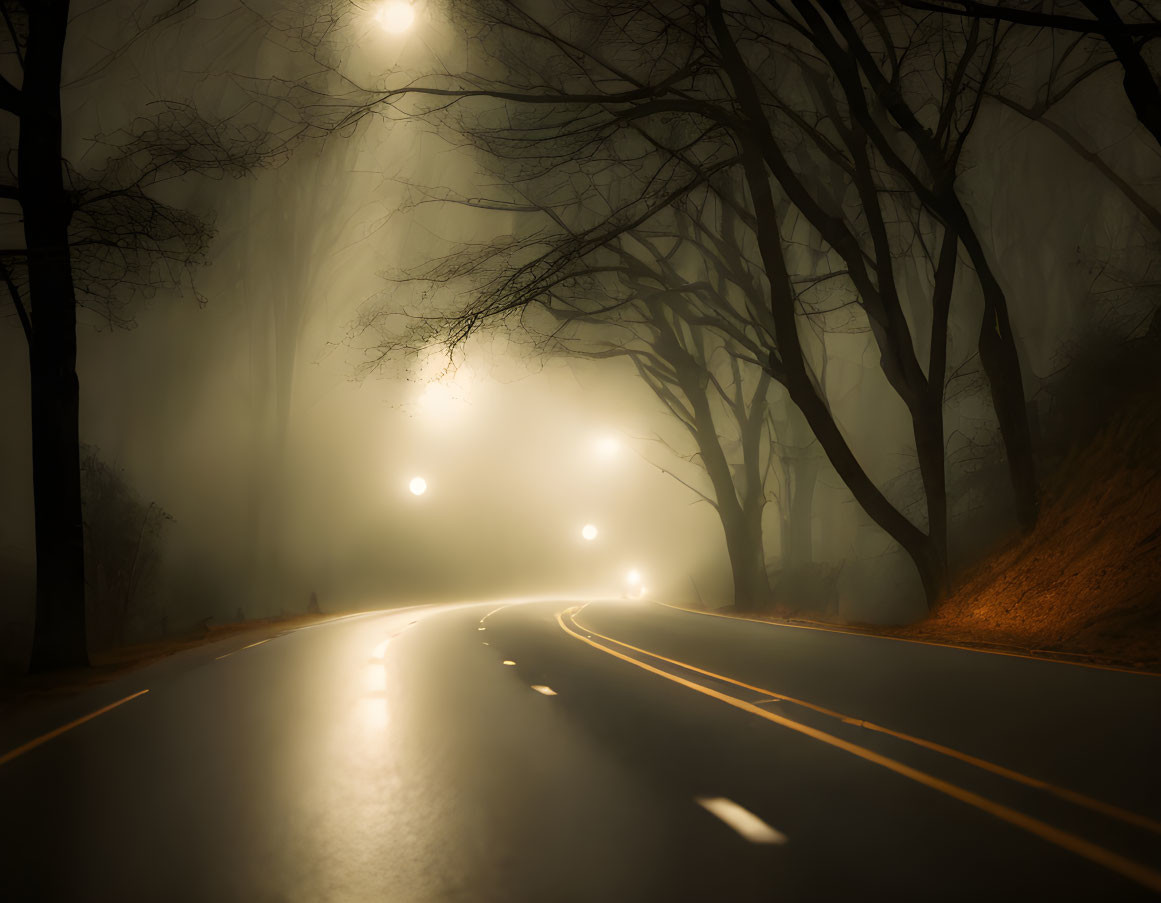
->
xmin=595 ymin=435 xmax=620 ymax=458
xmin=375 ymin=1 xmax=416 ymax=33
xmin=581 ymin=524 xmax=598 ymax=541
xmin=627 ymin=569 xmax=642 ymax=585
xmin=409 ymin=476 xmax=427 ymax=496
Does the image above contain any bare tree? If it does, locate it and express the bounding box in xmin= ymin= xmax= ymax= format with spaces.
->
xmin=346 ymin=1 xmax=1022 ymax=604
xmin=0 ymin=1 xmax=290 ymax=670
xmin=541 ymin=235 xmax=779 ymax=611
xmin=898 ymin=0 xmax=1161 ymax=148
xmin=761 ymin=2 xmax=1039 ymax=534
xmin=976 ymin=10 xmax=1161 ymax=236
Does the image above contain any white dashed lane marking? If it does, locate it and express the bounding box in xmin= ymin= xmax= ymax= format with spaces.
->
xmin=696 ymin=797 xmax=787 ymax=844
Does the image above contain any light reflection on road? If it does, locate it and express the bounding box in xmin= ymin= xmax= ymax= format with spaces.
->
xmin=365 ymin=660 xmax=388 ymax=693
xmin=288 ymin=620 xmax=416 ymax=901
xmin=360 ymin=641 xmax=392 ymax=731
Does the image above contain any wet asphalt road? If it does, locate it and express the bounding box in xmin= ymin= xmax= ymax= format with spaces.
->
xmin=1 ymin=599 xmax=1159 ymax=901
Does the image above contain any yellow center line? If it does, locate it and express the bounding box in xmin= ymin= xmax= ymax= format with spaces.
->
xmin=556 ymin=612 xmax=1161 ymax=894
xmin=0 ymin=689 xmax=150 ymax=768
xmin=571 ymin=612 xmax=1161 ymax=837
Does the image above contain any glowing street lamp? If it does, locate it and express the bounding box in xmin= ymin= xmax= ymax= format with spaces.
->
xmin=409 ymin=476 xmax=428 ymax=496
xmin=374 ymin=0 xmax=416 ymax=33
xmin=626 ymin=568 xmax=642 ymax=586
xmin=595 ymin=435 xmax=620 ymax=459
xmin=581 ymin=523 xmax=599 ymax=541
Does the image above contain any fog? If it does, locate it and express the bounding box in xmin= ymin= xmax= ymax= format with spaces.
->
xmin=1 ymin=144 xmax=741 ymax=658
xmin=0 ymin=103 xmax=742 ymax=660
xmin=3 ymin=0 xmax=1159 ymax=670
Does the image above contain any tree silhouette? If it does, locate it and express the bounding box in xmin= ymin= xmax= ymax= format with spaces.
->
xmin=350 ymin=0 xmax=1032 ymax=605
xmin=0 ymin=1 xmax=289 ymax=669
xmin=899 ymin=0 xmax=1161 ymax=149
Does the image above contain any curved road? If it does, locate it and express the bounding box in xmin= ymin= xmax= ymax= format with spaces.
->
xmin=2 ymin=599 xmax=1159 ymax=901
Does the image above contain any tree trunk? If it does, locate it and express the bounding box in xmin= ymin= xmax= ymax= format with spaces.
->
xmin=796 ymin=0 xmax=1039 ymax=535
xmin=707 ymin=0 xmax=948 ymax=609
xmin=959 ymin=225 xmax=1040 ymax=532
xmin=1080 ymin=0 xmax=1161 ymax=150
xmin=739 ymin=137 xmax=946 ymax=606
xmin=673 ymin=355 xmax=772 ymax=612
xmin=23 ymin=2 xmax=89 ymax=670
xmin=724 ymin=515 xmax=771 ymax=613
xmin=912 ymin=402 xmax=949 ymax=598
xmin=784 ymin=453 xmax=818 ymax=568
xmin=697 ymin=442 xmax=772 ymax=612
xmin=783 ymin=369 xmax=945 ymax=607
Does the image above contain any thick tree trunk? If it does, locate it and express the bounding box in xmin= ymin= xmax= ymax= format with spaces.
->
xmin=958 ymin=226 xmax=1040 ymax=532
xmin=672 ymin=352 xmax=772 ymax=612
xmin=23 ymin=2 xmax=89 ymax=671
xmin=723 ymin=511 xmax=771 ymax=613
xmin=691 ymin=420 xmax=772 ymax=611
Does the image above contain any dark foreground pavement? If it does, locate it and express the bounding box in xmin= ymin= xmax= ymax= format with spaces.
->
xmin=1 ymin=599 xmax=1159 ymax=901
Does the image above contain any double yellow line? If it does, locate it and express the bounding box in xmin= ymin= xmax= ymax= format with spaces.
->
xmin=557 ymin=607 xmax=1161 ymax=894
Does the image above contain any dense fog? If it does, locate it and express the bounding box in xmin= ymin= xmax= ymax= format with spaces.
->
xmin=2 ymin=0 xmax=1159 ymax=669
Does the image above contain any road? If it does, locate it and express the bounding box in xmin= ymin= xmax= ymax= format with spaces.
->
xmin=2 ymin=599 xmax=1160 ymax=901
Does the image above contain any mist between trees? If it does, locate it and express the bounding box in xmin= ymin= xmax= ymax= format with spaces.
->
xmin=351 ymin=0 xmax=1161 ymax=607
xmin=1 ymin=0 xmax=1159 ymax=670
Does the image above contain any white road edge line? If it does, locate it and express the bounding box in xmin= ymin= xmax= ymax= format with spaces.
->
xmin=695 ymin=796 xmax=787 ymax=845
xmin=480 ymin=605 xmax=508 ymax=624
xmin=531 ymin=685 xmax=557 ymax=696
xmin=215 ymin=637 xmax=271 ymax=660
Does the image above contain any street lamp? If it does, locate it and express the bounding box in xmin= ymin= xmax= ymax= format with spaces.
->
xmin=626 ymin=568 xmax=648 ymax=599
xmin=595 ymin=435 xmax=620 ymax=459
xmin=409 ymin=476 xmax=428 ymax=496
xmin=374 ymin=1 xmax=416 ymax=33
xmin=581 ymin=523 xmax=598 ymax=541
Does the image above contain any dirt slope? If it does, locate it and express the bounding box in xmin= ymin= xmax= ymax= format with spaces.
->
xmin=896 ymin=396 xmax=1161 ymax=669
